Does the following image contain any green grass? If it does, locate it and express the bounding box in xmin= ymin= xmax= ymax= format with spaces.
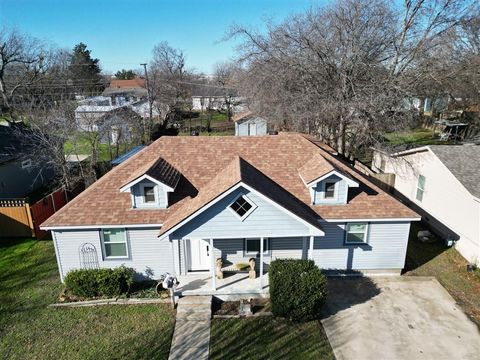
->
xmin=384 ymin=128 xmax=449 ymax=146
xmin=404 ymin=226 xmax=480 ymax=327
xmin=210 ymin=317 xmax=334 ymax=360
xmin=64 ymin=132 xmax=130 ymax=162
xmin=0 ymin=239 xmax=175 ymax=360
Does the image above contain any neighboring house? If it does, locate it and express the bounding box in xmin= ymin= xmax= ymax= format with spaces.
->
xmin=41 ymin=133 xmax=418 ymax=292
xmin=103 ymin=78 xmax=148 ymax=106
xmin=233 ymin=111 xmax=268 ymax=136
xmin=0 ymin=123 xmax=55 ymax=198
xmin=190 ymin=83 xmax=241 ymax=111
xmin=372 ymin=145 xmax=480 ymax=264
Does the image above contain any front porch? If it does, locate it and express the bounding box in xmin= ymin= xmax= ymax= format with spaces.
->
xmin=175 ymin=272 xmax=270 ymax=297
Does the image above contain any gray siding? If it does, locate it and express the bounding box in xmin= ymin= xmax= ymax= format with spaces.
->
xmin=235 ymin=117 xmax=267 ymax=136
xmin=131 ymin=179 xmax=168 ymax=208
xmin=0 ymin=159 xmax=55 ymax=198
xmin=312 ymin=174 xmax=348 ymax=205
xmin=214 ymin=237 xmax=304 ymax=271
xmin=53 ymin=227 xmax=173 ymax=281
xmin=171 ymin=187 xmax=311 ymax=239
xmin=311 ymin=221 xmax=411 ymax=270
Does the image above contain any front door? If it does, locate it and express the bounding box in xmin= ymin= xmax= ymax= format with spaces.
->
xmin=188 ymin=239 xmax=211 ymax=271
xmin=248 ymin=123 xmax=257 ymax=136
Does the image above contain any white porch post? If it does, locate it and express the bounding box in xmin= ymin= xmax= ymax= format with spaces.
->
xmin=259 ymin=237 xmax=264 ymax=290
xmin=210 ymin=238 xmax=216 ymax=291
xmin=309 ymin=235 xmax=314 ymax=260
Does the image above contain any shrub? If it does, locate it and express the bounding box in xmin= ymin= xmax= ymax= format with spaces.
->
xmin=269 ymin=259 xmax=327 ymax=322
xmin=64 ymin=266 xmax=135 ymax=298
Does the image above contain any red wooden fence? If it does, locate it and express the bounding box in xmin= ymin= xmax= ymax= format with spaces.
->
xmin=30 ymin=187 xmax=68 ymax=239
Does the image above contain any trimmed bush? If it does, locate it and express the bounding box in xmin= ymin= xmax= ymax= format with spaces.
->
xmin=64 ymin=266 xmax=135 ymax=298
xmin=269 ymin=259 xmax=327 ymax=322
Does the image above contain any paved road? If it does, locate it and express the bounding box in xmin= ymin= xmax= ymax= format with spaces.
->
xmin=321 ymin=276 xmax=480 ymax=360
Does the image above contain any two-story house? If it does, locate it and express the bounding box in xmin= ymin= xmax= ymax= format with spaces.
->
xmin=372 ymin=145 xmax=480 ymax=265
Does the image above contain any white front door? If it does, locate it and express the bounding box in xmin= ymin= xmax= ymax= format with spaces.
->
xmin=188 ymin=239 xmax=211 ymax=271
xmin=248 ymin=123 xmax=257 ymax=136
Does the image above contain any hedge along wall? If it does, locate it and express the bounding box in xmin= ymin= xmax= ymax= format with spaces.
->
xmin=269 ymin=259 xmax=328 ymax=322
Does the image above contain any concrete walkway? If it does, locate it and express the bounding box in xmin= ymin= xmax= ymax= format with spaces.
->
xmin=168 ymin=296 xmax=212 ymax=360
xmin=322 ymin=276 xmax=480 ymax=360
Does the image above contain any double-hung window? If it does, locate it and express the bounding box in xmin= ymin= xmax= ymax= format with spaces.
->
xmin=245 ymin=238 xmax=269 ymax=255
xmin=101 ymin=229 xmax=128 ymax=258
xmin=416 ymin=175 xmax=426 ymax=202
xmin=324 ymin=181 xmax=336 ymax=199
xmin=345 ymin=223 xmax=368 ymax=244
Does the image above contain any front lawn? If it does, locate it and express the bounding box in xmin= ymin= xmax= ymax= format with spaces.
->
xmin=210 ymin=317 xmax=334 ymax=360
xmin=0 ymin=238 xmax=175 ymax=360
xmin=404 ymin=228 xmax=480 ymax=327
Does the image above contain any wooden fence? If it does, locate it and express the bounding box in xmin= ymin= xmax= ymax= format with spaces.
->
xmin=0 ymin=187 xmax=68 ymax=239
xmin=0 ymin=199 xmax=35 ymax=238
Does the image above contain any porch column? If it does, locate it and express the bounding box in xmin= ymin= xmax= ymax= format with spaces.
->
xmin=309 ymin=235 xmax=314 ymax=260
xmin=259 ymin=237 xmax=264 ymax=290
xmin=210 ymin=238 xmax=216 ymax=291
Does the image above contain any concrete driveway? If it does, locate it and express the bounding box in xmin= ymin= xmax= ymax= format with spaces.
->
xmin=321 ymin=276 xmax=480 ymax=360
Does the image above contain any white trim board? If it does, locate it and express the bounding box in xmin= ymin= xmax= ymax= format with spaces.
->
xmin=301 ymin=169 xmax=359 ymax=188
xmin=320 ymin=218 xmax=420 ymax=223
xmin=120 ymin=174 xmax=176 ymax=193
xmin=159 ymin=181 xmax=325 ymax=240
xmin=42 ymin=224 xmax=163 ymax=230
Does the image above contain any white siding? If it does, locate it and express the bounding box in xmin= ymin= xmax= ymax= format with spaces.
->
xmin=235 ymin=117 xmax=267 ymax=136
xmin=374 ymin=149 xmax=480 ymax=264
xmin=311 ymin=221 xmax=411 ymax=270
xmin=53 ymin=228 xmax=173 ymax=282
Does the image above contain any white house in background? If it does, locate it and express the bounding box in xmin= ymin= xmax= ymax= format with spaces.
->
xmin=372 ymin=145 xmax=480 ymax=264
xmin=233 ymin=111 xmax=268 ymax=136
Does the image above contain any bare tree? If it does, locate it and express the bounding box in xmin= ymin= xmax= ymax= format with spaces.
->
xmin=0 ymin=27 xmax=47 ymax=114
xmin=230 ymin=0 xmax=476 ymax=158
xmin=147 ymin=41 xmax=189 ymax=136
xmin=213 ymin=61 xmax=239 ymax=121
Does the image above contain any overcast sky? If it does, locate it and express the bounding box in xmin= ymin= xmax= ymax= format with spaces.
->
xmin=0 ymin=0 xmax=326 ymax=74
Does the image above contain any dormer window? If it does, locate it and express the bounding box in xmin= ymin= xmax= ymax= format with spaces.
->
xmin=229 ymin=194 xmax=257 ymax=220
xmin=324 ymin=181 xmax=336 ymax=199
xmin=298 ymin=153 xmax=359 ymax=206
xmin=119 ymin=157 xmax=181 ymax=209
xmin=142 ymin=185 xmax=156 ymax=203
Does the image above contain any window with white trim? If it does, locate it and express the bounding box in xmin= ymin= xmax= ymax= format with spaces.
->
xmin=245 ymin=238 xmax=269 ymax=254
xmin=229 ymin=194 xmax=256 ymax=220
xmin=324 ymin=181 xmax=336 ymax=199
xmin=101 ymin=229 xmax=128 ymax=258
xmin=345 ymin=223 xmax=368 ymax=244
xmin=143 ymin=186 xmax=156 ymax=203
xmin=21 ymin=159 xmax=32 ymax=169
xmin=416 ymin=175 xmax=426 ymax=202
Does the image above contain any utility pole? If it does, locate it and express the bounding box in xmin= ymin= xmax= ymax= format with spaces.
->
xmin=141 ymin=63 xmax=153 ymax=142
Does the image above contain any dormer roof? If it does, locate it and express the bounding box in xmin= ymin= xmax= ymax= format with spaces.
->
xmin=298 ymin=153 xmax=359 ymax=188
xmin=120 ymin=156 xmax=181 ymax=192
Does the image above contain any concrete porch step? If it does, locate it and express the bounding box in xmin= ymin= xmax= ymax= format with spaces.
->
xmin=177 ymin=295 xmax=212 ymax=305
xmin=177 ymin=304 xmax=211 ymax=313
xmin=176 ymin=312 xmax=211 ymax=321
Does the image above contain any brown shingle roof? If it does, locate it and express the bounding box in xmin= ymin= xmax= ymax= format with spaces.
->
xmin=159 ymin=156 xmax=324 ymax=236
xmin=42 ymin=133 xmax=418 ymax=228
xmin=298 ymin=153 xmax=335 ymax=185
xmin=232 ymin=110 xmax=253 ymax=122
xmin=109 ymin=78 xmax=145 ymax=89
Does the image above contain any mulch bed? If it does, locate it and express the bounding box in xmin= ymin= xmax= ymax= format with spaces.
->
xmin=212 ymin=298 xmax=271 ymax=316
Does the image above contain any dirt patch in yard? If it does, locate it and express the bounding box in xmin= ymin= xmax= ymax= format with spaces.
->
xmin=212 ymin=298 xmax=271 ymax=316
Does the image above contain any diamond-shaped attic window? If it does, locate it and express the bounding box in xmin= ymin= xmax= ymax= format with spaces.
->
xmin=229 ymin=195 xmax=256 ymax=220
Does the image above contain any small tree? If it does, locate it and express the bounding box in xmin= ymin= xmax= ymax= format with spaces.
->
xmin=115 ymin=69 xmax=136 ymax=80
